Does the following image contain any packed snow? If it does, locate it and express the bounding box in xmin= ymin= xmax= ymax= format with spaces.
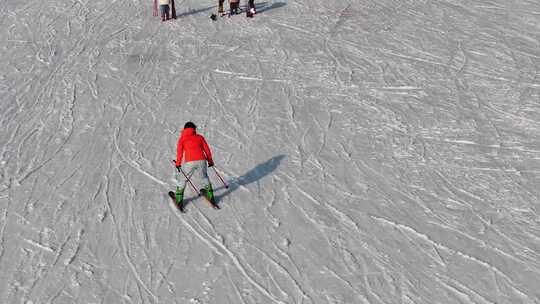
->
xmin=1 ymin=0 xmax=540 ymax=303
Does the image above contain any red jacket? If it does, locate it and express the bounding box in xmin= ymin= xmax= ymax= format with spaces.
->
xmin=176 ymin=128 xmax=213 ymax=167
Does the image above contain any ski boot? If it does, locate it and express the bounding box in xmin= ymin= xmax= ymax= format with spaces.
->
xmin=200 ymin=185 xmax=220 ymax=209
xmin=168 ymin=187 xmax=184 ymax=212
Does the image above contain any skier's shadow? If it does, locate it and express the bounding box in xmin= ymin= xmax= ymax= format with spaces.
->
xmin=176 ymin=5 xmax=215 ymax=18
xmin=179 ymin=155 xmax=285 ymax=208
xmin=214 ymin=155 xmax=286 ymax=203
xmin=252 ymin=2 xmax=286 ymax=14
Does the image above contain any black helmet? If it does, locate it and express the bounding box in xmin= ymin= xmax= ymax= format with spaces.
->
xmin=184 ymin=121 xmax=197 ymax=129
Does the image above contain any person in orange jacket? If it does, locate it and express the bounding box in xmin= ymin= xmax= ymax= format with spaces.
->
xmin=174 ymin=122 xmax=215 ymax=207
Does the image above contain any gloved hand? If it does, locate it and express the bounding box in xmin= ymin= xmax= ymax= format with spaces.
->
xmin=208 ymin=160 xmax=214 ymax=167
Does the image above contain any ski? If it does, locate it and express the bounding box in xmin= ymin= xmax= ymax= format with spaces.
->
xmin=168 ymin=190 xmax=219 ymax=211
xmin=200 ymin=189 xmax=220 ymax=209
xmin=168 ymin=191 xmax=185 ymax=213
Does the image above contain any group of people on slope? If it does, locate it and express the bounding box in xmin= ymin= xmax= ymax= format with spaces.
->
xmin=219 ymin=0 xmax=257 ymax=17
xmin=155 ymin=0 xmax=256 ymax=22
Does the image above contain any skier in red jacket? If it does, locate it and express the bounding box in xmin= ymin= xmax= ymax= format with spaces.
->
xmin=174 ymin=122 xmax=215 ymax=207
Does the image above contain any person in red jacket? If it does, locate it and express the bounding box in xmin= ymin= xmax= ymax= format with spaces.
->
xmin=174 ymin=122 xmax=215 ymax=207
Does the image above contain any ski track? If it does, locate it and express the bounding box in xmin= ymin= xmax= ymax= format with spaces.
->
xmin=1 ymin=0 xmax=540 ymax=303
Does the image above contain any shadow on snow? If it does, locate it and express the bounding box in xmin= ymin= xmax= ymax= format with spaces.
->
xmin=254 ymin=2 xmax=286 ymax=14
xmin=177 ymin=155 xmax=285 ymax=208
xmin=214 ymin=154 xmax=286 ymax=204
xmin=176 ymin=5 xmax=215 ymax=18
xmin=174 ymin=1 xmax=286 ymax=18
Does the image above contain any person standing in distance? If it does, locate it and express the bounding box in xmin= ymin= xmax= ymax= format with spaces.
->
xmin=158 ymin=0 xmax=170 ymax=21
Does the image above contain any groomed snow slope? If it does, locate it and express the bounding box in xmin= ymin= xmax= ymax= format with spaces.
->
xmin=1 ymin=0 xmax=540 ymax=303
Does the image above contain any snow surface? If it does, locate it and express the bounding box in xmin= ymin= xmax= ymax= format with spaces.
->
xmin=1 ymin=0 xmax=540 ymax=303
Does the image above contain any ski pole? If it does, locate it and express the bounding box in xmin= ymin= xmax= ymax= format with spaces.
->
xmin=212 ymin=166 xmax=229 ymax=189
xmin=172 ymin=160 xmax=200 ymax=196
xmin=172 ymin=160 xmax=219 ymax=209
